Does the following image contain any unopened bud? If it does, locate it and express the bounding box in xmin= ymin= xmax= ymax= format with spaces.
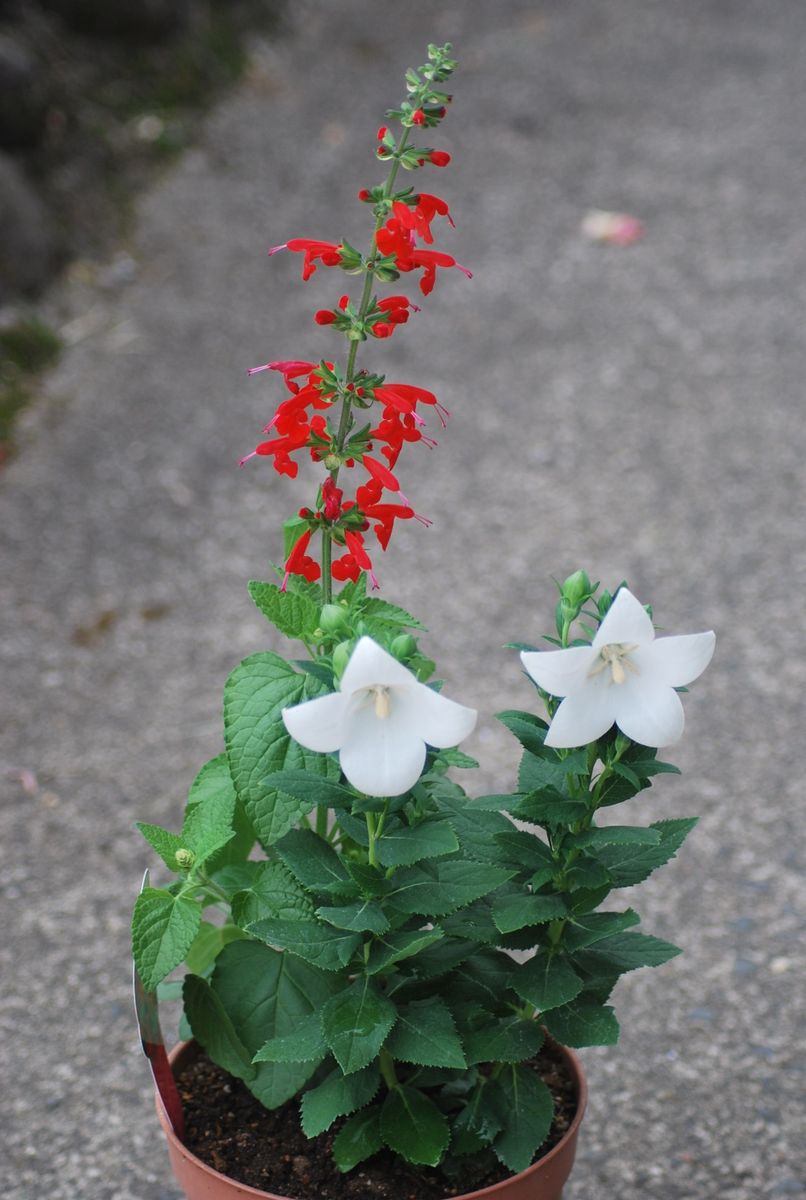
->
xmin=561 ymin=569 xmax=592 ymax=607
xmin=324 ymin=453 xmax=341 ymax=471
xmin=332 ymin=640 xmax=353 ymax=679
xmin=391 ymin=633 xmax=417 ymax=661
xmin=175 ymin=848 xmax=195 ymax=870
xmin=320 ymin=604 xmax=348 ymax=635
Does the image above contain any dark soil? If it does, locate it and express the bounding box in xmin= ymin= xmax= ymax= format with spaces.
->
xmin=177 ymin=1044 xmax=578 ymax=1200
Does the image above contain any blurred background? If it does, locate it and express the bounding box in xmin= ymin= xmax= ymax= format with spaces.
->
xmin=1 ymin=2 xmax=804 ymax=1198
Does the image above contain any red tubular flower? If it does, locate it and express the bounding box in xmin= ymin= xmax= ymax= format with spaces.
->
xmin=408 ymin=249 xmax=472 ymax=296
xmin=362 ymin=454 xmax=405 ymax=497
xmin=375 ymin=382 xmax=450 ymax=427
xmin=343 ymin=530 xmax=379 ymax=589
xmin=248 ymin=359 xmax=315 ymax=390
xmin=376 ymin=217 xmax=471 ymax=295
xmin=411 ymin=108 xmax=426 ymax=126
xmin=428 ymin=150 xmax=451 ymax=167
xmin=392 ymin=195 xmax=453 ymax=245
xmin=331 ymin=553 xmax=360 ymax=583
xmin=314 ymin=310 xmax=338 ymax=325
xmin=322 ymin=477 xmax=343 ymax=521
xmin=269 ymin=239 xmax=344 ymax=281
xmin=282 ymin=529 xmax=321 ymax=590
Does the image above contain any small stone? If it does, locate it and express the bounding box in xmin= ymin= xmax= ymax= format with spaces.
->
xmin=770 ymin=956 xmax=792 ymax=974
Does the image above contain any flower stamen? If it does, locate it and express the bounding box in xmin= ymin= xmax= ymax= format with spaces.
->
xmin=372 ymin=685 xmax=392 ymax=719
xmin=588 ymin=643 xmax=639 ymax=685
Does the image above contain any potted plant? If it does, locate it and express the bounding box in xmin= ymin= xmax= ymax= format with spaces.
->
xmin=132 ymin=43 xmax=715 ymax=1200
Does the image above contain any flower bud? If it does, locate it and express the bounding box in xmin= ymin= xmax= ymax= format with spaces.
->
xmin=320 ymin=604 xmax=349 ymax=635
xmin=324 ymin=453 xmax=341 ymax=471
xmin=429 ymin=150 xmax=451 ymax=167
xmin=391 ymin=633 xmax=417 ymax=661
xmin=175 ymin=848 xmax=195 ymax=870
xmin=332 ymin=640 xmax=353 ymax=679
xmin=561 ymin=569 xmax=592 ymax=607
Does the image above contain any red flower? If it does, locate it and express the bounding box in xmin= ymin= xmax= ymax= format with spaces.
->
xmin=314 ymin=310 xmax=338 ymax=325
xmin=408 ymin=248 xmax=472 ymax=296
xmin=391 ymin=194 xmax=453 ymax=245
xmin=428 ymin=150 xmax=451 ymax=167
xmin=281 ymin=528 xmax=321 ymax=590
xmin=375 ymin=382 xmax=450 ymax=427
xmin=269 ymin=239 xmax=343 ymax=280
xmin=331 ymin=553 xmax=360 ymax=583
xmin=362 ymin=454 xmax=406 ymax=498
xmin=361 ymin=502 xmax=432 ymax=550
xmin=247 ymin=360 xmax=315 ymax=391
xmin=411 ymin=108 xmax=426 ymax=126
xmin=376 ymin=216 xmax=471 ymax=295
xmin=322 ymin=477 xmax=343 ymax=521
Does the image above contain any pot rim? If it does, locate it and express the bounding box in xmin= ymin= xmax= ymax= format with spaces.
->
xmin=158 ymin=1038 xmax=587 ymax=1200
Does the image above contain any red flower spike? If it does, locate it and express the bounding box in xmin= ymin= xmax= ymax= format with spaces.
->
xmin=282 ymin=528 xmax=321 ymax=591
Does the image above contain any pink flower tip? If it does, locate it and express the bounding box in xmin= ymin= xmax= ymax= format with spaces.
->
xmin=268 ymin=243 xmax=288 ymax=257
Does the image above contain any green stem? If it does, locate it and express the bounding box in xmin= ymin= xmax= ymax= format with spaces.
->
xmin=316 ymin=804 xmax=329 ymax=838
xmin=321 ymin=529 xmax=333 ymax=605
xmin=366 ymin=810 xmax=379 ymax=867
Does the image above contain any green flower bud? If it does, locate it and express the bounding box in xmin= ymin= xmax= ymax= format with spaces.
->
xmin=323 ymin=453 xmax=341 ymax=471
xmin=561 ymin=569 xmax=592 ymax=607
xmin=320 ymin=604 xmax=348 ymax=635
xmin=390 ymin=633 xmax=417 ymax=661
xmin=332 ymin=640 xmax=353 ymax=680
xmin=175 ymin=848 xmax=195 ymax=870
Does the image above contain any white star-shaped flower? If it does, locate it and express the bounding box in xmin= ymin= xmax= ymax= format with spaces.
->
xmin=520 ymin=588 xmax=715 ymax=749
xmin=282 ymin=636 xmax=477 ymax=796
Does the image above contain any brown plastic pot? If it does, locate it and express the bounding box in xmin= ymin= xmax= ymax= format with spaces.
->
xmin=158 ymin=1040 xmax=587 ymax=1200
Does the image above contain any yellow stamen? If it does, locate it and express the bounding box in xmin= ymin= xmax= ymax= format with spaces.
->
xmin=373 ymin=686 xmax=391 ymax=719
xmin=588 ymin=643 xmax=639 ymax=685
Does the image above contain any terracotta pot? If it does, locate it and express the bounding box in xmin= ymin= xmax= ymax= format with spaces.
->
xmin=158 ymin=1040 xmax=587 ymax=1200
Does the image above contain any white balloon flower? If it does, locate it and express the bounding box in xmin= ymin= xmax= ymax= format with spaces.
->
xmin=282 ymin=636 xmax=478 ymax=796
xmin=520 ymin=588 xmax=715 ymax=750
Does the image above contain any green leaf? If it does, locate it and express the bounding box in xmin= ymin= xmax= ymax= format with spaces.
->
xmin=578 ymin=931 xmax=682 ymax=973
xmin=366 ymin=929 xmax=445 ymax=975
xmin=386 ymin=998 xmax=466 ymax=1068
xmin=464 ymin=1016 xmax=544 ymax=1065
xmin=518 ymin=748 xmax=588 ymax=793
xmin=513 ymin=789 xmax=588 ymax=826
xmin=544 ymin=1000 xmax=620 ymax=1047
xmin=183 ymin=974 xmax=256 ymax=1082
xmin=252 ymin=1011 xmax=326 ymax=1063
xmin=185 ymin=921 xmax=247 ymax=974
xmin=431 ymin=793 xmax=514 ymax=865
xmin=301 ymin=1066 xmax=380 ymax=1137
xmin=132 ymin=888 xmax=202 ymax=990
xmin=466 ymin=793 xmax=523 ymax=812
xmin=563 ymin=909 xmax=641 ymax=951
xmin=262 ymin=770 xmax=357 ymax=812
xmin=493 ymin=1065 xmax=554 ymax=1173
xmin=380 ymin=1086 xmax=449 ymax=1167
xmin=441 ymin=900 xmax=499 ymax=944
xmin=510 ymin=953 xmax=584 ymax=1013
xmin=496 ymin=709 xmax=551 ymax=757
xmin=626 ymin=758 xmax=681 ymax=778
xmin=492 ymin=892 xmax=568 ymax=934
xmin=359 ymin=597 xmax=426 ymax=631
xmin=453 ymin=1079 xmax=505 ymax=1153
xmin=317 ymin=900 xmax=389 ymax=933
xmin=565 ymin=856 xmax=612 ymax=891
xmin=231 ymin=860 xmax=314 ymax=927
xmin=320 ymin=978 xmax=397 ymax=1074
xmin=211 ymin=940 xmax=335 ymax=1108
xmin=387 ymin=861 xmax=514 ymax=917
xmin=332 ymin=1106 xmax=383 ymax=1172
xmin=224 ymin=652 xmax=340 ymax=846
xmin=432 ymin=748 xmax=479 ymax=769
xmin=573 ymin=825 xmax=661 ymax=850
xmin=597 ymin=817 xmax=698 ymax=886
xmin=274 ymin=827 xmax=352 ymax=894
xmin=136 ymin=822 xmax=185 ymax=871
xmin=181 ymin=755 xmax=239 ymax=864
xmin=248 ymin=917 xmax=361 ymax=971
xmin=248 ymin=580 xmax=319 ymax=641
xmin=494 ymin=830 xmax=556 ymax=872
xmin=375 ymin=818 xmax=459 ymax=867
xmin=446 ymin=949 xmax=514 ymax=1007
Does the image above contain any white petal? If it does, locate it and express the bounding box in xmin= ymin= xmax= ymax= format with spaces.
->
xmin=610 ymin=676 xmax=685 ymax=748
xmin=521 ymin=646 xmax=595 ymax=699
xmin=393 ymin=682 xmax=477 ymax=748
xmin=593 ymin=588 xmax=654 ymax=650
xmin=282 ymin=691 xmax=348 ymax=753
xmin=339 ymin=636 xmax=415 ymax=696
xmin=338 ymin=701 xmax=426 ymax=796
xmin=545 ymin=677 xmax=618 ymax=747
xmin=637 ymin=631 xmax=715 ymax=688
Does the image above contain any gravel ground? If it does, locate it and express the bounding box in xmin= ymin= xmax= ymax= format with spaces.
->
xmin=1 ymin=2 xmax=804 ymax=1198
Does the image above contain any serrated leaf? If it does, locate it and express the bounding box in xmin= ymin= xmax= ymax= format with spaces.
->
xmin=510 ymin=953 xmax=584 ymax=1013
xmin=248 ymin=917 xmax=360 ymax=971
xmin=493 ymin=892 xmax=568 ymax=934
xmin=301 ymin=1066 xmax=380 ymax=1137
xmin=441 ymin=899 xmax=499 ymax=944
xmin=181 ymin=755 xmax=239 ymax=864
xmin=496 ymin=709 xmax=551 ymax=756
xmin=578 ymin=931 xmax=682 ymax=973
xmin=565 ymin=856 xmax=612 ymax=891
xmin=563 ymin=909 xmax=641 ymax=951
xmin=223 ymin=652 xmax=340 ymax=846
xmin=597 ymin=817 xmax=698 ymax=886
xmin=380 ymin=1086 xmax=449 ymax=1166
xmin=518 ymin=748 xmax=588 ymax=793
xmin=274 ymin=827 xmax=352 ymax=894
xmin=321 ymin=978 xmax=397 ymax=1074
xmin=231 ymin=860 xmax=314 ymax=927
xmin=375 ymin=818 xmax=458 ymax=867
xmin=387 ymin=861 xmax=514 ymax=916
xmin=248 ymin=580 xmax=319 ymax=640
xmin=185 ymin=921 xmax=246 ymax=974
xmin=494 ymin=830 xmax=556 ymax=872
xmin=433 ymin=793 xmax=514 ymax=865
xmin=573 ymin=825 xmax=661 ymax=850
xmin=466 ymin=793 xmax=523 ymax=812
xmin=447 ymin=949 xmax=514 ymax=1007
xmin=513 ymin=789 xmax=588 ymax=826
xmin=132 ymin=888 xmax=202 ymax=990
xmin=432 ymin=748 xmax=479 ymax=769
xmin=136 ymin=822 xmax=184 ymax=871
xmin=211 ymin=940 xmax=335 ymax=1108
xmin=183 ymin=974 xmax=256 ymax=1082
xmin=252 ymin=1011 xmax=326 ymax=1063
xmin=452 ymin=1079 xmax=505 ymax=1153
xmin=544 ymin=1000 xmax=620 ymax=1047
xmin=386 ymin=997 xmax=466 ymax=1068
xmin=464 ymin=1016 xmax=544 ymax=1065
xmin=333 ymin=1106 xmax=383 ymax=1172
xmin=262 ymin=770 xmax=357 ymax=811
xmin=317 ymin=900 xmax=389 ymax=933
xmin=493 ymin=1065 xmax=554 ymax=1173
xmin=359 ymin=597 xmax=426 ymax=630
xmin=366 ymin=929 xmax=444 ymax=974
